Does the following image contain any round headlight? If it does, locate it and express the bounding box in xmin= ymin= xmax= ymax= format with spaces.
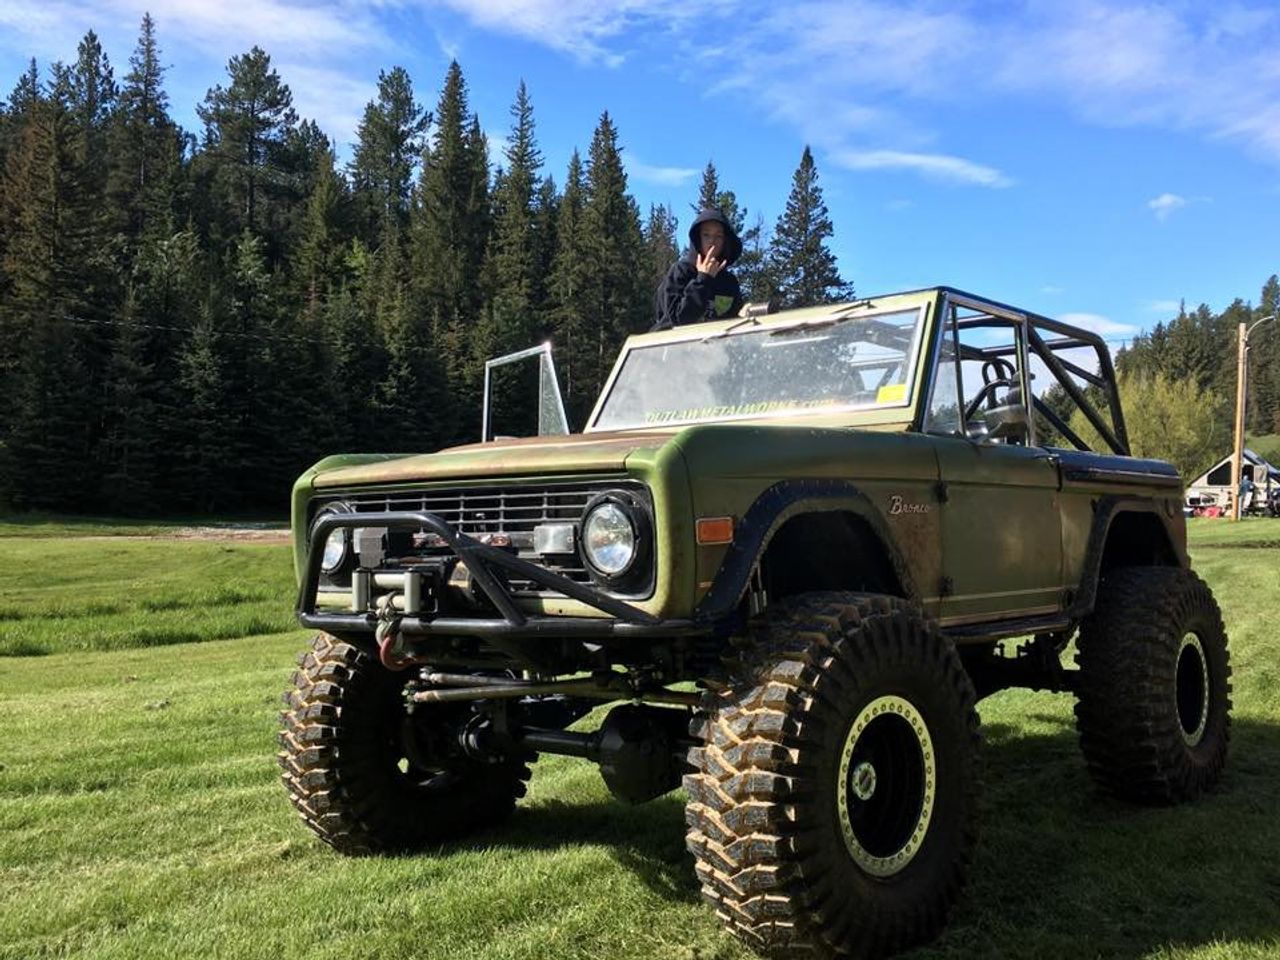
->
xmin=320 ymin=528 xmax=349 ymax=573
xmin=583 ymin=501 xmax=637 ymax=575
xmin=311 ymin=502 xmax=353 ymax=574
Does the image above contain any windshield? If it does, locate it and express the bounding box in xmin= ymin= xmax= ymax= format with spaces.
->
xmin=591 ymin=308 xmax=926 ymax=431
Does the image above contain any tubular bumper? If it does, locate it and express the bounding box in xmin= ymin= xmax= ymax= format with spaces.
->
xmin=296 ymin=510 xmax=702 ymax=640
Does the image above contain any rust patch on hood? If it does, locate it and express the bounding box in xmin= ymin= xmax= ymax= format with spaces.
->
xmin=313 ymin=430 xmax=676 ymax=488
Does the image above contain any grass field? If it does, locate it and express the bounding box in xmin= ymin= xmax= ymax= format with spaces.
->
xmin=1 ymin=518 xmax=1279 ymax=959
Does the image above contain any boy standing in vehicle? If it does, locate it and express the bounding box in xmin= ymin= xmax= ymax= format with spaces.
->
xmin=652 ymin=208 xmax=744 ymax=329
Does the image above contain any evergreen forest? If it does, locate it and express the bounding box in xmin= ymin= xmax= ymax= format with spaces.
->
xmin=0 ymin=17 xmax=1276 ymax=516
xmin=0 ymin=18 xmax=853 ymax=515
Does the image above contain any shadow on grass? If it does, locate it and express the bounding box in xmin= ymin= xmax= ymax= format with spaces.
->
xmin=424 ymin=715 xmax=1280 ymax=958
xmin=497 ymin=792 xmax=698 ymax=903
xmin=918 ymin=715 xmax=1280 ymax=958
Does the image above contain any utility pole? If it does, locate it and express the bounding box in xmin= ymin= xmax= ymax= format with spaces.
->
xmin=1232 ymin=313 xmax=1276 ymax=520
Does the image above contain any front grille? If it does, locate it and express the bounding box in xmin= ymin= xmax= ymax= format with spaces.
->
xmin=323 ymin=480 xmax=648 ymax=597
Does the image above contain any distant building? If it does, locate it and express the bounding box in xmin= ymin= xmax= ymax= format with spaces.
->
xmin=1185 ymin=449 xmax=1280 ymax=510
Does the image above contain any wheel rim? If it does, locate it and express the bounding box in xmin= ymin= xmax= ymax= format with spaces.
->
xmin=837 ymin=695 xmax=935 ymax=877
xmin=1176 ymin=632 xmax=1210 ymax=747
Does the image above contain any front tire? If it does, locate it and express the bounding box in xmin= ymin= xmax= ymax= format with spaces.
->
xmin=1074 ymin=566 xmax=1231 ymax=803
xmin=685 ymin=593 xmax=981 ymax=959
xmin=278 ymin=633 xmax=532 ymax=854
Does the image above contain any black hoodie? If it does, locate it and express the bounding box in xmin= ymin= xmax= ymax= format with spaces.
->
xmin=652 ymin=208 xmax=745 ymax=330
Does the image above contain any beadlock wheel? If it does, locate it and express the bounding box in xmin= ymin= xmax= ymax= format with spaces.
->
xmin=1075 ymin=566 xmax=1231 ymax=804
xmin=685 ymin=592 xmax=981 ymax=959
xmin=278 ymin=633 xmax=532 ymax=854
xmin=1176 ymin=632 xmax=1210 ymax=747
xmin=837 ymin=695 xmax=936 ymax=877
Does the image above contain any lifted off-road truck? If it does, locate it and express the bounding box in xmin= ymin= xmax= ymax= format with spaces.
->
xmin=280 ymin=287 xmax=1230 ymax=958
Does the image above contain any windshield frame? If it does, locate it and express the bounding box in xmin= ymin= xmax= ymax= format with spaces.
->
xmin=585 ymin=302 xmax=931 ymax=433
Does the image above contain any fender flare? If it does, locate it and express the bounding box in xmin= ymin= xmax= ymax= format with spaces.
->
xmin=693 ymin=479 xmax=917 ymax=623
xmin=1069 ymin=496 xmax=1187 ymax=618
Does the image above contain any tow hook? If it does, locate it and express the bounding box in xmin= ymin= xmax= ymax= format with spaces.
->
xmin=375 ymin=593 xmax=411 ymax=671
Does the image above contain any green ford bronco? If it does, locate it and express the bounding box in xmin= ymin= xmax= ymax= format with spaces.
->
xmin=280 ymin=287 xmax=1230 ymax=958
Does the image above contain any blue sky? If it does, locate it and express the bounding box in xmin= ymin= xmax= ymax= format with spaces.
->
xmin=4 ymin=1 xmax=1280 ymax=347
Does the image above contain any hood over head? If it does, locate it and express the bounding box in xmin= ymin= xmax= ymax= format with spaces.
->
xmin=687 ymin=207 xmax=742 ymax=265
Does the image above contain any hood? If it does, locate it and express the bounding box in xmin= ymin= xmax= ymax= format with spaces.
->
xmin=311 ymin=430 xmax=675 ymax=489
xmin=687 ymin=207 xmax=742 ymax=265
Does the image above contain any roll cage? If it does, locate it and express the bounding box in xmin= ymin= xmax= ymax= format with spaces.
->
xmin=926 ymin=289 xmax=1131 ymax=455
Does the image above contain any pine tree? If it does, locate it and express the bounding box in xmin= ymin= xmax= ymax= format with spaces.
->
xmin=297 ymin=144 xmax=348 ymax=314
xmin=99 ymin=289 xmax=159 ymax=512
xmin=320 ymin=284 xmax=385 ymax=451
xmin=0 ymin=96 xmax=94 ymax=506
xmin=350 ymin=66 xmax=429 ymax=244
xmin=766 ymin=146 xmax=853 ymax=308
xmin=546 ymin=151 xmax=592 ymax=426
xmin=68 ymin=32 xmax=116 ymax=168
xmin=196 ymin=46 xmax=297 ymax=241
xmin=579 ymin=112 xmax=645 ymax=413
xmin=107 ymin=14 xmax=184 ymax=246
xmin=643 ymin=202 xmax=679 ymax=299
xmin=1256 ymin=278 xmax=1280 ymax=434
xmin=477 ymin=82 xmax=547 ymax=432
xmin=0 ymin=60 xmax=42 ymax=305
xmin=175 ymin=302 xmax=232 ymax=512
xmin=409 ymin=60 xmax=489 ymax=443
xmin=530 ymin=174 xmax=559 ymax=333
xmin=0 ymin=59 xmax=40 ymax=169
xmin=63 ymin=32 xmax=123 ymax=425
xmin=108 ymin=229 xmax=203 ymax=507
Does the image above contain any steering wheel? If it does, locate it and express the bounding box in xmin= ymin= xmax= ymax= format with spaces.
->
xmin=963 ymin=377 xmax=1017 ymax=422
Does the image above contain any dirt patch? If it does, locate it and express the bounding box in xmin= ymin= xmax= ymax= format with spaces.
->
xmin=170 ymin=527 xmax=291 ymax=544
xmin=77 ymin=527 xmax=291 ymax=545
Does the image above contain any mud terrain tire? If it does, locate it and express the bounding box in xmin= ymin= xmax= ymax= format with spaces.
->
xmin=279 ymin=633 xmax=531 ymax=854
xmin=1075 ymin=566 xmax=1231 ymax=803
xmin=685 ymin=592 xmax=981 ymax=959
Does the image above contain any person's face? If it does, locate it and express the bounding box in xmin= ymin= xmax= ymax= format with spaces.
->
xmin=698 ymin=222 xmax=726 ymax=257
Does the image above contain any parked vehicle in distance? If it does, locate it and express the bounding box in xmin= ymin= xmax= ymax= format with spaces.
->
xmin=280 ymin=288 xmax=1231 ymax=959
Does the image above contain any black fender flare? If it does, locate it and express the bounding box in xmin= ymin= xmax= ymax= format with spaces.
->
xmin=1068 ymin=496 xmax=1187 ymax=618
xmin=693 ymin=479 xmax=917 ymax=624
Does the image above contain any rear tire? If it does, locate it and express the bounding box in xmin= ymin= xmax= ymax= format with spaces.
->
xmin=278 ymin=633 xmax=531 ymax=854
xmin=1074 ymin=567 xmax=1231 ymax=803
xmin=685 ymin=592 xmax=981 ymax=959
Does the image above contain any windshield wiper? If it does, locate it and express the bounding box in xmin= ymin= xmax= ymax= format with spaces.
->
xmin=767 ymin=298 xmax=878 ymax=337
xmin=699 ymin=314 xmax=762 ymax=342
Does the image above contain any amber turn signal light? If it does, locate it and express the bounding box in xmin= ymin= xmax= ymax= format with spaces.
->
xmin=696 ymin=517 xmax=734 ymax=545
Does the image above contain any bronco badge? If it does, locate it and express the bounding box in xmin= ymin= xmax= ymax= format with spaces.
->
xmin=888 ymin=495 xmax=931 ymax=516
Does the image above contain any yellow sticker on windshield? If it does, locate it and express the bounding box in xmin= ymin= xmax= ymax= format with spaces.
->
xmin=876 ymin=383 xmax=907 ymax=404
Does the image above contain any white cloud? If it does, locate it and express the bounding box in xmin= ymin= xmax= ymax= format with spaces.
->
xmin=424 ymin=0 xmax=689 ymax=66
xmin=628 ymin=158 xmax=699 ymax=187
xmin=1148 ymin=192 xmax=1188 ymax=219
xmin=1147 ymin=298 xmax=1183 ymax=313
xmin=280 ymin=63 xmax=376 ymax=148
xmin=11 ymin=0 xmax=1280 ymax=193
xmin=486 ymin=133 xmax=512 ymax=166
xmin=1057 ymin=311 xmax=1140 ymax=338
xmin=1041 ymin=285 xmax=1065 ymax=295
xmin=833 ymin=149 xmax=1012 ymax=188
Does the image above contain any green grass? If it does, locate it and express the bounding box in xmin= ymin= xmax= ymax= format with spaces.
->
xmin=1187 ymin=515 xmax=1280 ymax=548
xmin=1 ymin=523 xmax=1278 ymax=958
xmin=0 ymin=537 xmax=296 ymax=656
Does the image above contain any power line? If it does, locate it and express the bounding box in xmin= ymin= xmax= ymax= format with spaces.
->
xmin=60 ymin=312 xmax=344 ymax=346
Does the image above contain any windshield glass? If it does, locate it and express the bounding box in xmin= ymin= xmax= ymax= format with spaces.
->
xmin=592 ymin=308 xmax=926 ymax=431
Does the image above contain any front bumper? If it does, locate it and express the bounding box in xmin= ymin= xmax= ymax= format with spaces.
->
xmin=297 ymin=510 xmax=703 ymax=641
